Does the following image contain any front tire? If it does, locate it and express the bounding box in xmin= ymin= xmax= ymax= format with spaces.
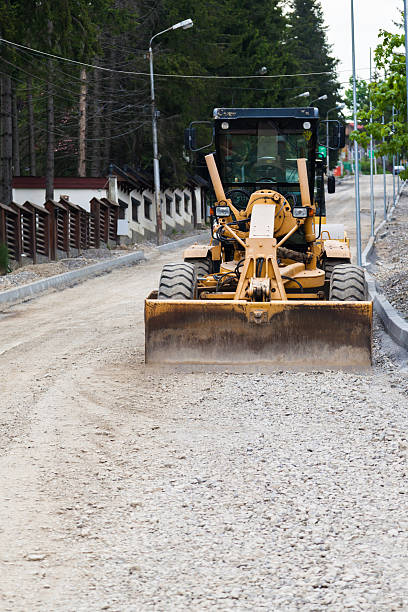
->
xmin=329 ymin=264 xmax=367 ymax=301
xmin=158 ymin=263 xmax=197 ymax=300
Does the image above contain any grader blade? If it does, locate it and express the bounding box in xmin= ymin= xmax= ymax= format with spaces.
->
xmin=145 ymin=298 xmax=372 ymax=368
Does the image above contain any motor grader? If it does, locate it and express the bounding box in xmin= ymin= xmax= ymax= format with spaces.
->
xmin=145 ymin=107 xmax=372 ymax=368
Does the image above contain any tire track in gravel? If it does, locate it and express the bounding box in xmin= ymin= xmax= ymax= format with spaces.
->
xmin=1 ymin=243 xmax=408 ymax=611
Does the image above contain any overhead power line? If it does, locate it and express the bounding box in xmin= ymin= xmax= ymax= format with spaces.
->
xmin=0 ymin=37 xmax=337 ymax=79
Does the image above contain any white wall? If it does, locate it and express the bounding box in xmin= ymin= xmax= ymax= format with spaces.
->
xmin=12 ymin=187 xmax=106 ymax=212
xmin=13 ymin=181 xmax=204 ymax=242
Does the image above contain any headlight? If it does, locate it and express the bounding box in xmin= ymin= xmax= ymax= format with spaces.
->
xmin=215 ymin=206 xmax=231 ymax=217
xmin=292 ymin=207 xmax=308 ymax=219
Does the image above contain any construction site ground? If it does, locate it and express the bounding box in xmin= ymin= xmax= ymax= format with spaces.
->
xmin=1 ymin=236 xmax=408 ymax=610
xmin=370 ymin=191 xmax=408 ymax=320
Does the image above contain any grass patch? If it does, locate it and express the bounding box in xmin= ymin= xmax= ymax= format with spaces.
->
xmin=0 ymin=242 xmax=10 ymax=275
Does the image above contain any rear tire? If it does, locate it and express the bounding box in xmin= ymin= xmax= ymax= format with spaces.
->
xmin=158 ymin=263 xmax=197 ymax=300
xmin=184 ymin=257 xmax=211 ymax=277
xmin=329 ymin=264 xmax=367 ymax=301
xmin=324 ymin=258 xmax=351 ymax=280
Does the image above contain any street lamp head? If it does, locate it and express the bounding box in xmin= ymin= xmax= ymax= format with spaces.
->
xmin=173 ymin=18 xmax=193 ymax=30
xmin=337 ymin=103 xmax=346 ymax=109
xmin=310 ymin=94 xmax=328 ymax=105
xmin=295 ymin=91 xmax=310 ymax=99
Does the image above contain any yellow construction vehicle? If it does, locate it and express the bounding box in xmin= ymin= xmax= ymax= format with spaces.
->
xmin=145 ymin=108 xmax=372 ymax=367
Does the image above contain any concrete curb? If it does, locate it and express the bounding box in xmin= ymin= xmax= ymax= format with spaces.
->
xmin=361 ymin=181 xmax=408 ymax=350
xmin=0 ymin=250 xmax=145 ymax=306
xmin=362 ymin=180 xmax=406 ymax=266
xmin=157 ymin=232 xmax=208 ymax=253
xmin=365 ymin=271 xmax=408 ymax=350
xmin=361 ymin=236 xmax=375 ymax=268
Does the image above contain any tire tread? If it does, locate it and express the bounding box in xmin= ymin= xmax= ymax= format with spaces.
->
xmin=184 ymin=257 xmax=211 ymax=277
xmin=158 ymin=263 xmax=196 ymax=300
xmin=329 ymin=264 xmax=367 ymax=301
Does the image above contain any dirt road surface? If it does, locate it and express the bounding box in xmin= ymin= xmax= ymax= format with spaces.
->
xmin=1 ymin=246 xmax=408 ymax=611
xmin=326 ymin=174 xmax=395 ymax=260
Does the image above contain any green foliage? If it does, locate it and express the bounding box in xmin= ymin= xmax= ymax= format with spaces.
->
xmin=351 ymin=21 xmax=408 ymax=158
xmin=344 ymin=77 xmax=370 ymax=118
xmin=0 ymin=243 xmax=10 ymax=275
xmin=152 ymin=0 xmax=341 ymax=184
xmin=1 ymin=0 xmax=342 ymax=186
xmin=286 ymin=0 xmax=340 ymax=117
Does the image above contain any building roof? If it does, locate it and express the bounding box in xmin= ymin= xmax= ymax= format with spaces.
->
xmin=187 ymin=174 xmax=209 ymax=188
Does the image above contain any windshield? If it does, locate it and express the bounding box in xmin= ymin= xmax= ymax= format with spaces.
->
xmin=217 ymin=119 xmax=315 ymax=185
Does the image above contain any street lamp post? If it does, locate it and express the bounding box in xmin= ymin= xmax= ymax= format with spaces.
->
xmin=392 ymin=105 xmax=396 ymax=205
xmin=404 ymin=0 xmax=408 ymax=125
xmin=369 ymin=48 xmax=375 ymax=237
xmin=382 ymin=115 xmax=387 ymax=219
xmin=149 ymin=18 xmax=193 ymax=245
xmin=351 ymin=0 xmax=362 ymax=266
xmin=326 ymin=103 xmax=345 ymax=175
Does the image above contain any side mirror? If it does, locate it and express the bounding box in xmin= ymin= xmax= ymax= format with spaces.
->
xmin=185 ymin=121 xmax=213 ymax=152
xmin=337 ymin=124 xmax=346 ymax=149
xmin=319 ymin=120 xmax=345 ymax=150
xmin=184 ymin=127 xmax=197 ymax=150
xmin=327 ymin=175 xmax=336 ymax=194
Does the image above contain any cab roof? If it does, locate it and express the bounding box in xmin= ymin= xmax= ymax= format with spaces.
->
xmin=213 ymin=107 xmax=319 ymax=120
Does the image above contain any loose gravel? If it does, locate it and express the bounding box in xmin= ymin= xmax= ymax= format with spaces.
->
xmin=0 ymin=249 xmax=125 ymax=292
xmin=371 ymin=190 xmax=408 ymax=320
xmin=62 ymin=345 xmax=408 ymax=611
xmin=1 ymin=235 xmax=408 ymax=611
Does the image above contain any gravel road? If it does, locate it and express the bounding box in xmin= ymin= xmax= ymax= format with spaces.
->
xmin=325 ymin=174 xmax=395 ymax=260
xmin=1 ymin=246 xmax=408 ymax=611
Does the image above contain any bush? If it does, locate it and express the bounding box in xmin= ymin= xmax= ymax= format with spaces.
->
xmin=358 ymin=158 xmax=391 ymax=175
xmin=0 ymin=242 xmax=9 ymax=275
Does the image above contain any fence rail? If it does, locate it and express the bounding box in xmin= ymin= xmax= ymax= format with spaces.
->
xmin=0 ymin=197 xmax=119 ymax=266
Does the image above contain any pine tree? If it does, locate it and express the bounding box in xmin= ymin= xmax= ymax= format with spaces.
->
xmin=151 ymin=0 xmax=292 ymax=185
xmin=287 ymin=0 xmax=340 ymax=117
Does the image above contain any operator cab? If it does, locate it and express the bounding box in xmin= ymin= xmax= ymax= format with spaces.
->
xmin=213 ymin=107 xmax=324 ymax=216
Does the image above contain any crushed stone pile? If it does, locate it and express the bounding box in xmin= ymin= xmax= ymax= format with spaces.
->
xmin=371 ymin=191 xmax=408 ymax=320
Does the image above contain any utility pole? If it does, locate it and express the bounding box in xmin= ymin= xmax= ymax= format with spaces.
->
xmin=392 ymin=105 xmax=396 ymax=205
xmin=404 ymin=0 xmax=408 ymax=124
xmin=369 ymin=48 xmax=375 ymax=236
xmin=351 ymin=0 xmax=362 ymax=265
xmin=326 ymin=120 xmax=329 ymax=173
xmin=382 ymin=115 xmax=387 ymax=219
xmin=149 ymin=18 xmax=193 ymax=245
xmin=149 ymin=47 xmax=162 ymax=246
xmin=398 ymin=153 xmax=400 ymax=193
